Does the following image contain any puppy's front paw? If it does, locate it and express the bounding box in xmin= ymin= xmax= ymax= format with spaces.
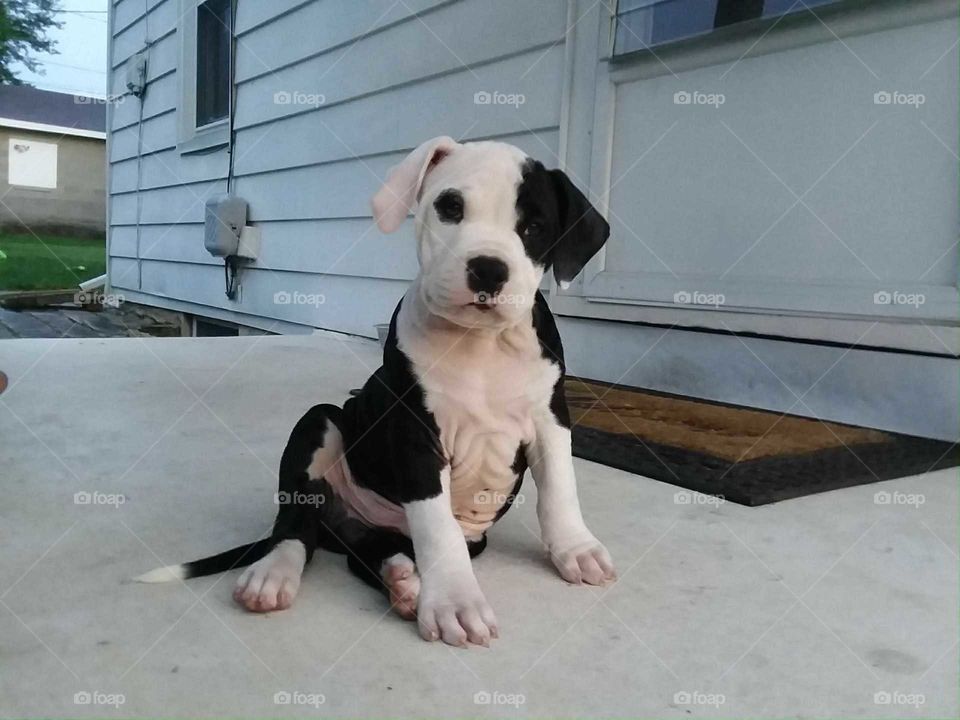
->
xmin=550 ymin=537 xmax=616 ymax=586
xmin=416 ymin=572 xmax=497 ymax=647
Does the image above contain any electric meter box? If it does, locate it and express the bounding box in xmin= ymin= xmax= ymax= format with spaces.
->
xmin=204 ymin=195 xmax=247 ymax=257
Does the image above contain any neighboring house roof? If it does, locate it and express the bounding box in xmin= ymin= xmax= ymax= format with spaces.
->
xmin=0 ymin=85 xmax=107 ymax=139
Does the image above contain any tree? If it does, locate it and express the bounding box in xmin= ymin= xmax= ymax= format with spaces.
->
xmin=0 ymin=1 xmax=62 ymax=85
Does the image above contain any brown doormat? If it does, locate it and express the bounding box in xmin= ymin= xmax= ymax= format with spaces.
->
xmin=566 ymin=377 xmax=958 ymax=506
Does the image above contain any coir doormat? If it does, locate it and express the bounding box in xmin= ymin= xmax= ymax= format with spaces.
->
xmin=566 ymin=377 xmax=958 ymax=506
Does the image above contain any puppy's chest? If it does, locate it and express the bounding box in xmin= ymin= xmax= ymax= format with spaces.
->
xmin=413 ymin=333 xmax=558 ymax=534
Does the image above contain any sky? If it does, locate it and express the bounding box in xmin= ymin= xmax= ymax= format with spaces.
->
xmin=11 ymin=0 xmax=109 ymax=97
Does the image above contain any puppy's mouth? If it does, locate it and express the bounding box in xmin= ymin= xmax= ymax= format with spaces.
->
xmin=468 ymin=301 xmax=496 ymax=312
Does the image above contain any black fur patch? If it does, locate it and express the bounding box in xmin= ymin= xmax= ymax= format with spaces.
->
xmin=515 ymin=158 xmax=610 ymax=284
xmin=340 ymin=300 xmax=446 ymax=504
xmin=515 ymin=158 xmax=560 ymax=268
xmin=433 ymin=188 xmax=464 ymax=224
xmin=531 ymin=291 xmax=571 ymax=428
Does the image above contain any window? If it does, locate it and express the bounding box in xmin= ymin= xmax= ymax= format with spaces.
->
xmin=8 ymin=139 xmax=57 ymax=189
xmin=178 ymin=0 xmax=232 ymax=153
xmin=614 ymin=0 xmax=843 ymax=55
xmin=196 ymin=0 xmax=231 ymax=127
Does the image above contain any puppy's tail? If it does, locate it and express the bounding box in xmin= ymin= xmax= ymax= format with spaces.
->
xmin=133 ymin=538 xmax=277 ymax=583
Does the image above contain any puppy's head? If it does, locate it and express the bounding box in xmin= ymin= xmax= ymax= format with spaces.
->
xmin=372 ymin=137 xmax=609 ymax=328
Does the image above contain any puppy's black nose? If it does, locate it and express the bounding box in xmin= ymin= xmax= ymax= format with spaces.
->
xmin=466 ymin=256 xmax=509 ymax=295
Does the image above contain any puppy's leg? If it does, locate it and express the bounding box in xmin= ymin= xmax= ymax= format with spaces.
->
xmin=234 ymin=405 xmax=342 ymax=612
xmin=344 ymin=530 xmax=489 ymax=621
xmin=527 ymin=416 xmax=616 ymax=586
xmin=343 ymin=528 xmax=420 ymax=620
xmin=405 ymin=469 xmax=497 ymax=647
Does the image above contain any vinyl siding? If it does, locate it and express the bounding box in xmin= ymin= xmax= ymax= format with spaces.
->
xmin=107 ymin=0 xmax=568 ymax=336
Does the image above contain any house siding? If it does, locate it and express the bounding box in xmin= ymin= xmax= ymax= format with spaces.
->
xmin=107 ymin=0 xmax=567 ymax=336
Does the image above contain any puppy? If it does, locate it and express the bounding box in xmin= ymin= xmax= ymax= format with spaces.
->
xmin=137 ymin=137 xmax=616 ymax=647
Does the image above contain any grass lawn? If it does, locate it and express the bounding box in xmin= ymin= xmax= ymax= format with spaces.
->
xmin=0 ymin=234 xmax=106 ymax=292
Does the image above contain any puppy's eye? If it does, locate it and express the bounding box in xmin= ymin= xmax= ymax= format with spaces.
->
xmin=434 ymin=190 xmax=464 ymax=223
xmin=523 ymin=221 xmax=543 ymax=237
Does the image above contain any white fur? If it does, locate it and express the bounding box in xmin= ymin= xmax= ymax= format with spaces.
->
xmin=233 ymin=539 xmax=306 ymax=612
xmin=398 ymin=286 xmax=558 ymax=535
xmin=528 ymin=419 xmax=615 ymax=585
xmin=404 ymin=469 xmax=497 ymax=646
xmin=411 ymin=141 xmax=544 ymax=330
xmin=133 ymin=564 xmax=186 ymax=583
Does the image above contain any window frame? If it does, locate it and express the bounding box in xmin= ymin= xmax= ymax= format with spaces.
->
xmin=611 ymin=0 xmax=852 ymax=61
xmin=178 ymin=0 xmax=233 ymax=154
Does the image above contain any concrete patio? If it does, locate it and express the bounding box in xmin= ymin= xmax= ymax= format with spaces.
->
xmin=0 ymin=333 xmax=956 ymax=718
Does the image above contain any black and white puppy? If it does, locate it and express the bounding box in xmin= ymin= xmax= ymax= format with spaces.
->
xmin=137 ymin=137 xmax=615 ymax=647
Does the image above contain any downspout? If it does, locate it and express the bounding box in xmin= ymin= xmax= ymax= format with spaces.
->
xmin=133 ymin=0 xmax=150 ymax=291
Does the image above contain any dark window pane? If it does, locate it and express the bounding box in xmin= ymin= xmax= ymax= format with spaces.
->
xmin=615 ymin=0 xmax=842 ymax=54
xmin=196 ymin=0 xmax=231 ymax=127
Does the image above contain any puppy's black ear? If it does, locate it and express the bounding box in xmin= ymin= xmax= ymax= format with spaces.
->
xmin=549 ymin=169 xmax=609 ymax=286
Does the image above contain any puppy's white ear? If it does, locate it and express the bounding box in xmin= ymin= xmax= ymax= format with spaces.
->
xmin=371 ymin=136 xmax=460 ymax=233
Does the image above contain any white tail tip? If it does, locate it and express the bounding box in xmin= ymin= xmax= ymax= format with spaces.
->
xmin=133 ymin=564 xmax=186 ymax=583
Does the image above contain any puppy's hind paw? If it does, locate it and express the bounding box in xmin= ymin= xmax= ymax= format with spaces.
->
xmin=382 ymin=554 xmax=420 ymax=621
xmin=233 ymin=540 xmax=306 ymax=613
